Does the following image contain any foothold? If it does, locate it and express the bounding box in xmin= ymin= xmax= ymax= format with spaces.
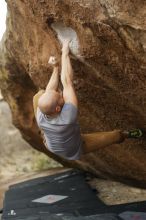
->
xmin=51 ymin=22 xmax=80 ymax=56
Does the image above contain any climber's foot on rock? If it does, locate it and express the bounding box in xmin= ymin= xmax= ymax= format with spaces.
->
xmin=48 ymin=56 xmax=59 ymax=67
xmin=122 ymin=129 xmax=144 ymax=139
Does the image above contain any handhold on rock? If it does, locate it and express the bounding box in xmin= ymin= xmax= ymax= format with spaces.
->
xmin=51 ymin=22 xmax=79 ymax=56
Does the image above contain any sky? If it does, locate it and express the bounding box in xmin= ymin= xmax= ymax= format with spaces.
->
xmin=0 ymin=0 xmax=7 ymax=41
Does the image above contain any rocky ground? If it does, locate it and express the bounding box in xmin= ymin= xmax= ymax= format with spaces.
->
xmin=0 ymin=96 xmax=146 ymax=218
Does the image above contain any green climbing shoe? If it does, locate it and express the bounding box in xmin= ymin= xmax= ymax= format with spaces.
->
xmin=127 ymin=129 xmax=143 ymax=138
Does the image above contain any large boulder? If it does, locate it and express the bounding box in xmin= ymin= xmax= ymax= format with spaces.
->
xmin=0 ymin=0 xmax=146 ymax=187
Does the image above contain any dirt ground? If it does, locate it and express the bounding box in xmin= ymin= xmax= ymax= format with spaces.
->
xmin=0 ymin=97 xmax=146 ymax=213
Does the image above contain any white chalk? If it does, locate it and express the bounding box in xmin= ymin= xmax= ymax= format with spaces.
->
xmin=51 ymin=22 xmax=80 ymax=56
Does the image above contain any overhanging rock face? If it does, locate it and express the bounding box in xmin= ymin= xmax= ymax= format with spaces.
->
xmin=0 ymin=0 xmax=146 ymax=187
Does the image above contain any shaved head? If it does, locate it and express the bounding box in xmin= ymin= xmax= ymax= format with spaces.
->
xmin=38 ymin=91 xmax=64 ymax=115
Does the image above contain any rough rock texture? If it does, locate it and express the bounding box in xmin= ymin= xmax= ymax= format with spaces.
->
xmin=0 ymin=0 xmax=146 ymax=187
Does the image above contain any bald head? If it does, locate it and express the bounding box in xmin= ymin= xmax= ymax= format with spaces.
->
xmin=38 ymin=91 xmax=62 ymax=115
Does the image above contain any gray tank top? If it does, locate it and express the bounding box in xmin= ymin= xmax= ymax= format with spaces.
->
xmin=36 ymin=103 xmax=82 ymax=160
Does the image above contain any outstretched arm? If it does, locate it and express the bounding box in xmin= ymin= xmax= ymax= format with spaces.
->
xmin=33 ymin=57 xmax=59 ymax=116
xmin=45 ymin=66 xmax=59 ymax=92
xmin=60 ymin=40 xmax=78 ymax=107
